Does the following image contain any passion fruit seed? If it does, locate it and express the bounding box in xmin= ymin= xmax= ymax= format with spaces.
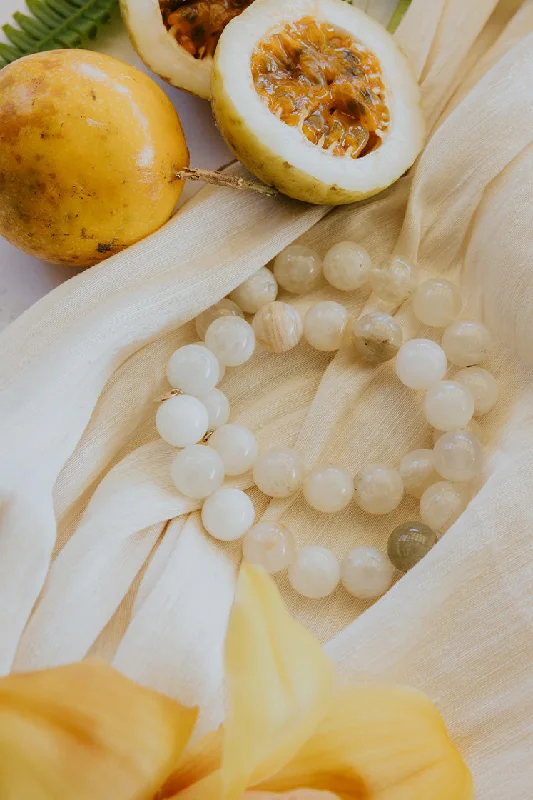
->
xmin=161 ymin=0 xmax=253 ymax=60
xmin=251 ymin=18 xmax=389 ymax=158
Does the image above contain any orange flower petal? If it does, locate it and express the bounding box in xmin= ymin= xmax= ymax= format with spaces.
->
xmin=0 ymin=661 xmax=197 ymax=800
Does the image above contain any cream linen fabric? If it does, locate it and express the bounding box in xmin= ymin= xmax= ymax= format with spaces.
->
xmin=1 ymin=0 xmax=533 ymax=794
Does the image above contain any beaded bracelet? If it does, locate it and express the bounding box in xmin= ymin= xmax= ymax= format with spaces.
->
xmin=155 ymin=240 xmax=497 ymax=603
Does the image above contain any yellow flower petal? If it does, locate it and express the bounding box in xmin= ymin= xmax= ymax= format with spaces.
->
xmin=0 ymin=661 xmax=197 ymax=800
xmin=258 ymin=684 xmax=473 ymax=800
xmin=221 ymin=564 xmax=335 ymax=800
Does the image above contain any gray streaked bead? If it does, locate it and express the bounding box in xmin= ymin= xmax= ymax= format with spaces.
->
xmin=387 ymin=521 xmax=437 ymax=571
xmin=351 ymin=311 xmax=403 ymax=364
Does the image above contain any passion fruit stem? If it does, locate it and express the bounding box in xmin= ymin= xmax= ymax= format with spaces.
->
xmin=387 ymin=0 xmax=412 ymax=33
xmin=175 ymin=167 xmax=279 ymax=196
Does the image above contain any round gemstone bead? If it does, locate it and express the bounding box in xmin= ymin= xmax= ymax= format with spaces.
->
xmin=201 ymin=488 xmax=255 ymax=541
xmin=167 ymin=344 xmax=220 ymax=395
xmin=194 ymin=387 xmax=230 ymax=430
xmin=156 ymin=394 xmax=208 ymax=448
xmin=412 ymin=279 xmax=461 ymax=328
xmin=420 ymin=481 xmax=469 ymax=532
xmin=432 ymin=417 xmax=484 ymax=447
xmin=369 ymin=257 xmax=418 ymax=304
xmin=399 ymin=449 xmax=439 ymax=499
xmin=423 ymin=380 xmax=474 ymax=431
xmin=205 ymin=316 xmax=255 ymax=367
xmin=395 ymin=338 xmax=447 ymax=390
xmin=208 ymin=424 xmax=258 ymax=476
xmin=195 ymin=299 xmax=244 ymax=340
xmin=303 ymin=464 xmax=354 ymax=513
xmin=229 ymin=267 xmax=278 ymax=313
xmin=303 ymin=301 xmax=349 ymax=352
xmin=253 ymin=301 xmax=302 ymax=353
xmin=273 ymin=244 xmax=322 ymax=295
xmin=442 ymin=320 xmax=492 ymax=367
xmin=170 ymin=444 xmax=224 ymax=500
xmin=341 ymin=547 xmax=394 ymax=599
xmin=253 ymin=447 xmax=304 ymax=498
xmin=351 ymin=311 xmax=403 ymax=364
xmin=454 ymin=367 xmax=499 ymax=416
xmin=355 ymin=463 xmax=404 ymax=514
xmin=323 ymin=241 xmax=371 ymax=291
xmin=243 ymin=522 xmax=295 ymax=573
xmin=288 ymin=546 xmax=340 ymax=599
xmin=387 ymin=522 xmax=438 ymax=571
xmin=433 ymin=430 xmax=484 ymax=482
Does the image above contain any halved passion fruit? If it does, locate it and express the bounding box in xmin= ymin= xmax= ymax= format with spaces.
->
xmin=211 ymin=0 xmax=425 ymax=204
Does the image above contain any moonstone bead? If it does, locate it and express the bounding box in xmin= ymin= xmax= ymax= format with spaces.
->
xmin=230 ymin=267 xmax=278 ymax=313
xmin=395 ymin=339 xmax=447 ymax=390
xmin=351 ymin=312 xmax=403 ymax=363
xmin=195 ymin=299 xmax=244 ymax=340
xmin=304 ymin=301 xmax=349 ymax=352
xmin=170 ymin=444 xmax=224 ymax=500
xmin=288 ymin=546 xmax=340 ymax=599
xmin=253 ymin=447 xmax=304 ymax=498
xmin=323 ymin=241 xmax=371 ymax=291
xmin=355 ymin=463 xmax=404 ymax=514
xmin=369 ymin=257 xmax=418 ymax=304
xmin=423 ymin=380 xmax=474 ymax=431
xmin=341 ymin=547 xmax=394 ymax=600
xmin=201 ymin=488 xmax=255 ymax=541
xmin=156 ymin=394 xmax=208 ymax=447
xmin=253 ymin=301 xmax=302 ymax=353
xmin=205 ymin=316 xmax=255 ymax=366
xmin=455 ymin=367 xmax=499 ymax=416
xmin=194 ymin=387 xmax=230 ymax=430
xmin=432 ymin=417 xmax=484 ymax=446
xmin=303 ymin=465 xmax=354 ymax=513
xmin=243 ymin=522 xmax=295 ymax=573
xmin=412 ymin=279 xmax=461 ymax=328
xmin=208 ymin=424 xmax=258 ymax=476
xmin=399 ymin=449 xmax=438 ymax=499
xmin=442 ymin=320 xmax=492 ymax=367
xmin=433 ymin=429 xmax=484 ymax=481
xmin=167 ymin=344 xmax=220 ymax=395
xmin=273 ymin=244 xmax=322 ymax=295
xmin=420 ymin=481 xmax=469 ymax=532
xmin=387 ymin=522 xmax=438 ymax=571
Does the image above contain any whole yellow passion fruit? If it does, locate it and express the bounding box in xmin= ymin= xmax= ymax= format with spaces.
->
xmin=0 ymin=49 xmax=189 ymax=267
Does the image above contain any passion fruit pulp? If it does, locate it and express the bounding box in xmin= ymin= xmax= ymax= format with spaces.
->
xmin=160 ymin=0 xmax=253 ymax=60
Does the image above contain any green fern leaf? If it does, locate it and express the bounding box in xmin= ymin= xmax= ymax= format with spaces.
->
xmin=0 ymin=0 xmax=118 ymax=68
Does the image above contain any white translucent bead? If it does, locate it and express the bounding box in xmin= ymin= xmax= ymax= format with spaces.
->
xmin=323 ymin=241 xmax=371 ymax=291
xmin=395 ymin=339 xmax=447 ymax=390
xmin=253 ymin=301 xmax=302 ymax=353
xmin=412 ymin=279 xmax=461 ymax=328
xmin=304 ymin=301 xmax=349 ymax=352
xmin=195 ymin=299 xmax=244 ymax=340
xmin=208 ymin=424 xmax=258 ymax=476
xmin=273 ymin=244 xmax=322 ymax=295
xmin=205 ymin=316 xmax=255 ymax=367
xmin=432 ymin=417 xmax=484 ymax=447
xmin=243 ymin=522 xmax=295 ymax=573
xmin=194 ymin=387 xmax=230 ymax=430
xmin=201 ymin=488 xmax=255 ymax=541
xmin=442 ymin=320 xmax=492 ymax=367
xmin=288 ymin=546 xmax=340 ymax=599
xmin=156 ymin=394 xmax=208 ymax=447
xmin=355 ymin=463 xmax=404 ymax=514
xmin=253 ymin=447 xmax=304 ymax=498
xmin=303 ymin=464 xmax=354 ymax=513
xmin=454 ymin=367 xmax=499 ymax=416
xmin=399 ymin=449 xmax=438 ymax=499
xmin=370 ymin=257 xmax=418 ymax=303
xmin=341 ymin=547 xmax=394 ymax=600
xmin=433 ymin=429 xmax=484 ymax=481
xmin=229 ymin=267 xmax=278 ymax=313
xmin=423 ymin=380 xmax=474 ymax=431
xmin=167 ymin=344 xmax=220 ymax=395
xmin=170 ymin=444 xmax=224 ymax=500
xmin=420 ymin=481 xmax=469 ymax=533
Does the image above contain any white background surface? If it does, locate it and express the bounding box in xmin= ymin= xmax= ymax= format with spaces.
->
xmin=0 ymin=0 xmax=396 ymax=331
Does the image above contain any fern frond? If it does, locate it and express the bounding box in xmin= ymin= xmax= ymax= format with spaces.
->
xmin=0 ymin=0 xmax=118 ymax=68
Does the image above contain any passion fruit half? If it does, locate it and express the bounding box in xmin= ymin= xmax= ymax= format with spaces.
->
xmin=211 ymin=0 xmax=425 ymax=204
